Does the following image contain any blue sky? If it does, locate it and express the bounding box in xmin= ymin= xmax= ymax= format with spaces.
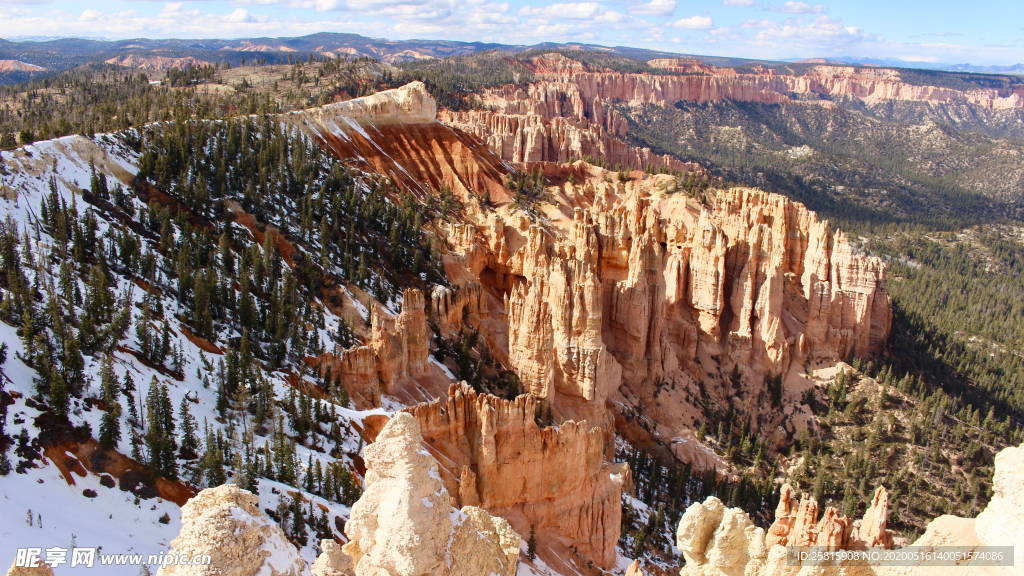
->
xmin=1 ymin=0 xmax=1022 ymax=65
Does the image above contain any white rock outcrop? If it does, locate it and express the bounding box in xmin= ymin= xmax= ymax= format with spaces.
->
xmin=676 ymin=443 xmax=1024 ymax=576
xmin=292 ymin=81 xmax=436 ymax=126
xmin=156 ymin=484 xmax=308 ymax=576
xmin=311 ymin=540 xmax=355 ymax=576
xmin=974 ymin=444 xmax=1024 ymax=560
xmin=341 ymin=411 xmax=520 ymax=576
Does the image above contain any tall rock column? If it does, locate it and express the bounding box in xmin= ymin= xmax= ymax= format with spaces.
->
xmin=343 ymin=412 xmax=521 ymax=576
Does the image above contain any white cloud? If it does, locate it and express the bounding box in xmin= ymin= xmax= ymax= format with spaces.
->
xmin=519 ymin=2 xmax=627 ymax=23
xmin=78 ymin=7 xmax=101 ymax=21
xmin=227 ymin=7 xmax=254 ymax=21
xmin=629 ymin=0 xmax=675 ymax=17
xmin=722 ymin=0 xmax=754 ymax=5
xmin=671 ymin=15 xmax=712 ymax=29
xmin=747 ymin=14 xmax=871 ymax=50
xmin=771 ymin=1 xmax=823 ymax=14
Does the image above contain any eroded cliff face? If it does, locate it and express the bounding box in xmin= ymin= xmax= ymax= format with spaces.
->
xmin=441 ymin=55 xmax=1023 ymax=173
xmin=287 ymin=81 xmax=511 ymax=202
xmin=290 ymin=82 xmax=894 ymax=572
xmin=342 ymin=411 xmax=521 ymax=576
xmin=675 ymin=443 xmax=1024 ymax=576
xmin=312 ymin=288 xmax=445 ymax=408
xmin=443 ymin=163 xmax=890 ymax=467
xmin=403 ymin=382 xmax=626 ymax=568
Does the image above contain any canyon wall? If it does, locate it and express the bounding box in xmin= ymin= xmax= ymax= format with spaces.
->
xmin=443 ymin=164 xmax=890 ymax=460
xmin=287 ymin=81 xmax=510 ymax=202
xmin=292 ymin=83 xmax=893 ymax=570
xmin=443 ymin=54 xmax=1023 ymax=173
xmin=404 ymin=382 xmax=626 ymax=568
xmin=313 ymin=288 xmax=437 ymax=408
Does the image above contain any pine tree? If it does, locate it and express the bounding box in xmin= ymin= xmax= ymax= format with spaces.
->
xmin=205 ymin=447 xmax=226 ymax=487
xmin=0 ymin=446 xmax=10 ymax=476
xmin=135 ymin=299 xmax=155 ymax=359
xmin=336 ymin=379 xmax=349 ymax=408
xmin=144 ymin=377 xmax=164 ymax=469
xmin=159 ymin=382 xmax=175 ymax=435
xmin=527 ymin=525 xmax=537 ymax=561
xmin=290 ymin=491 xmax=308 ymax=546
xmin=98 ymin=354 xmax=123 ymax=450
xmin=243 ymin=453 xmax=260 ymax=495
xmin=179 ymin=396 xmax=199 ymax=456
xmin=159 ymin=433 xmax=178 ymax=479
xmin=49 ymin=368 xmax=70 ymax=418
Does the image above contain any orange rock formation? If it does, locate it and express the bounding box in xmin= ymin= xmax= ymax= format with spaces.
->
xmin=443 ymin=164 xmax=890 ymax=460
xmin=765 ymin=483 xmax=894 ymax=550
xmin=442 ymin=57 xmax=1023 ymax=176
xmin=403 ymin=382 xmax=626 ymax=568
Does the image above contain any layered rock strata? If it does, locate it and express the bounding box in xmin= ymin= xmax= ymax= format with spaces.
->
xmin=764 ymin=484 xmax=894 ymax=550
xmin=155 ymin=484 xmax=306 ymax=576
xmin=404 ymin=382 xmax=624 ymax=568
xmin=444 ymin=56 xmax=1023 ymax=173
xmin=369 ymin=288 xmax=430 ymax=386
xmin=287 ymin=82 xmax=509 ymax=201
xmin=342 ymin=411 xmax=521 ymax=576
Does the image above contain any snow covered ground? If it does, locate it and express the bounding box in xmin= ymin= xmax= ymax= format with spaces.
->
xmin=0 ymin=132 xmax=396 ymax=574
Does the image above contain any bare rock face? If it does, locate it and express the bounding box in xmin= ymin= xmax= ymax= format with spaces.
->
xmin=677 ymin=497 xmax=778 ymax=576
xmin=973 ymin=443 xmax=1024 ymax=560
xmin=852 ymin=487 xmax=894 ymax=549
xmin=156 ymin=484 xmax=306 ymax=576
xmin=404 ymin=382 xmax=622 ymax=568
xmin=287 ymin=83 xmax=509 ymax=201
xmin=429 ymin=282 xmax=489 ymax=334
xmin=441 ymin=107 xmax=698 ymax=174
xmin=677 ymin=496 xmax=726 ymax=565
xmin=295 ymin=80 xmax=436 ymax=125
xmin=763 ymin=483 xmax=892 ymax=551
xmin=765 ymin=484 xmax=798 ymax=548
xmin=370 ymin=288 xmax=431 ymax=391
xmin=311 ymin=540 xmax=355 ymax=576
xmin=445 ymin=167 xmax=891 ymax=462
xmin=342 ymin=411 xmax=520 ymax=576
xmin=312 ymin=346 xmax=382 ymax=409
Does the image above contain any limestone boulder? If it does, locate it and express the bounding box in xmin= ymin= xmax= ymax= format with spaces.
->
xmin=311 ymin=540 xmax=354 ymax=576
xmin=156 ymin=484 xmax=307 ymax=576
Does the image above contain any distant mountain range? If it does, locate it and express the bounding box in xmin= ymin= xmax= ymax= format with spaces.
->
xmin=794 ymin=55 xmax=1024 ymax=75
xmin=0 ymin=32 xmax=1021 ymax=83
